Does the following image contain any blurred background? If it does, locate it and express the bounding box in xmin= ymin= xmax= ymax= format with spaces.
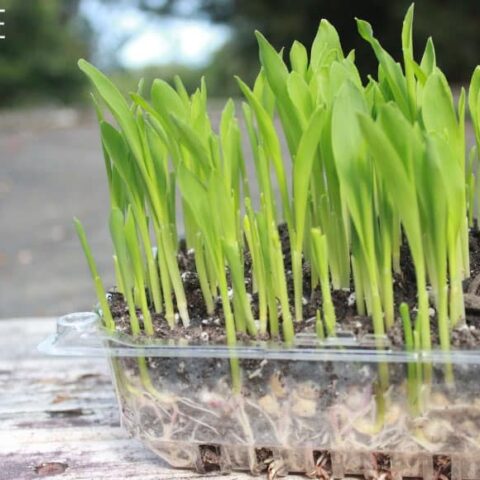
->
xmin=1 ymin=0 xmax=479 ymax=318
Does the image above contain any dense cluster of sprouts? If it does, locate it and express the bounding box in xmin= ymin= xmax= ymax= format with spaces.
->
xmin=76 ymin=5 xmax=480 ymax=353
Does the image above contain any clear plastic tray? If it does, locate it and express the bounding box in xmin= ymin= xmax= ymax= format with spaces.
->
xmin=40 ymin=312 xmax=480 ymax=479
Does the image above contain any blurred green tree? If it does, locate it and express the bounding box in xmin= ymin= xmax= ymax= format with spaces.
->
xmin=0 ymin=0 xmax=90 ymax=106
xmin=137 ymin=0 xmax=480 ymax=93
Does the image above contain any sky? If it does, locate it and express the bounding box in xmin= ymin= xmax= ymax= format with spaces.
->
xmin=80 ymin=0 xmax=231 ymax=69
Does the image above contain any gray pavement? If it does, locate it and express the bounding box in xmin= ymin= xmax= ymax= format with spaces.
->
xmin=1 ymin=108 xmax=114 ymax=317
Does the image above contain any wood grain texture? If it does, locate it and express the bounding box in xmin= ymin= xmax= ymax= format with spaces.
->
xmin=0 ymin=318 xmax=309 ymax=480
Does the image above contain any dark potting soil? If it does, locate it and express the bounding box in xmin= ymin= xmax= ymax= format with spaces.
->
xmin=432 ymin=455 xmax=451 ymax=480
xmin=198 ymin=445 xmax=221 ymax=472
xmin=312 ymin=450 xmax=333 ymax=479
xmin=371 ymin=453 xmax=392 ymax=480
xmin=255 ymin=448 xmax=273 ymax=472
xmin=109 ymin=226 xmax=480 ymax=351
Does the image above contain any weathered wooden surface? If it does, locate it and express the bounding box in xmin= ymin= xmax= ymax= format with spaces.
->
xmin=0 ymin=318 xmax=309 ymax=480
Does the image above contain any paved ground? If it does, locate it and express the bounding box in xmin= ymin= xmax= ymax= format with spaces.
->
xmin=0 ymin=104 xmax=475 ymax=319
xmin=0 ymin=108 xmax=115 ymax=317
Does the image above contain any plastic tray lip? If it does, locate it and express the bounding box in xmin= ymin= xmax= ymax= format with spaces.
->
xmin=37 ymin=312 xmax=480 ymax=364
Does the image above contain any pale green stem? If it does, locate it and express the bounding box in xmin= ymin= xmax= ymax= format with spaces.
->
xmin=381 ymin=234 xmax=394 ymax=329
xmin=461 ymin=215 xmax=470 ymax=278
xmin=369 ymin=278 xmax=385 ymax=338
xmin=416 ymin=266 xmax=431 ymax=352
xmin=244 ymin=217 xmax=267 ymax=334
xmin=124 ymin=286 xmax=140 ymax=335
xmin=437 ymin=283 xmax=450 ymax=351
xmin=266 ymin=284 xmax=279 ymax=337
xmin=365 ymin=229 xmax=385 ymax=337
xmin=154 ymin=226 xmax=175 ymax=328
xmin=257 ymin=284 xmax=268 ymax=334
xmin=136 ymin=214 xmax=163 ymax=313
xmin=135 ymin=284 xmax=153 ymax=335
xmin=193 ymin=235 xmax=215 ymax=315
xmin=212 ymin=253 xmax=235 ymax=345
xmin=217 ymin=262 xmax=241 ymax=391
xmin=435 ymin=279 xmax=454 ymax=382
xmin=113 ymin=255 xmax=125 ymax=296
xmin=93 ymin=276 xmax=115 ymax=331
xmin=448 ymin=236 xmax=465 ymax=327
xmin=133 ymin=283 xmax=141 ymax=306
xmin=227 ymin=252 xmax=257 ymax=336
xmin=392 ymin=216 xmax=401 ymax=275
xmin=315 ymin=310 xmax=325 ymax=340
xmin=206 ymin=249 xmax=218 ymax=297
xmin=161 ymin=228 xmax=190 ymax=327
xmin=272 ymin=230 xmax=294 ymax=344
xmin=145 ymin=254 xmax=163 ymax=313
xmin=332 ymin=215 xmax=352 ymax=289
xmin=351 ymin=255 xmax=366 ymax=316
xmin=292 ymin=249 xmax=304 ymax=322
xmin=232 ymin=293 xmax=246 ymax=334
xmin=311 ymin=230 xmax=336 ymax=336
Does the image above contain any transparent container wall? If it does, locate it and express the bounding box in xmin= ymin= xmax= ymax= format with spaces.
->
xmin=40 ymin=313 xmax=480 ymax=479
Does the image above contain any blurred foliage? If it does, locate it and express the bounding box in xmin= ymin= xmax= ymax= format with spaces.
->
xmin=138 ymin=0 xmax=480 ymax=94
xmin=1 ymin=0 xmax=478 ymax=106
xmin=0 ymin=0 xmax=90 ymax=107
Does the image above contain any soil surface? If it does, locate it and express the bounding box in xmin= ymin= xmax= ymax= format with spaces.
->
xmin=110 ymin=226 xmax=480 ymax=350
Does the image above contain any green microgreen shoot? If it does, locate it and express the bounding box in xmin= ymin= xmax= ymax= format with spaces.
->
xmin=311 ymin=229 xmax=336 ymax=336
xmin=74 ymin=218 xmax=114 ymax=331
